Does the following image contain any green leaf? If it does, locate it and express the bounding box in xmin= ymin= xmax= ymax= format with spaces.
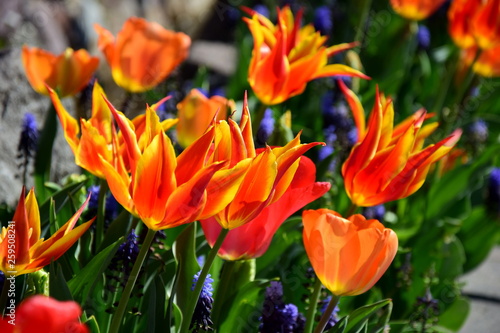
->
xmin=326 ymin=315 xmax=348 ymax=333
xmin=34 ymin=104 xmax=58 ymax=202
xmin=49 ymin=262 xmax=73 ymax=301
xmin=427 ymin=143 xmax=500 ymax=219
xmin=144 ymin=275 xmax=168 ymax=333
xmin=172 ymin=223 xmax=200 ymax=319
xmin=83 ymin=315 xmax=100 ymax=333
xmin=38 ymin=180 xmax=87 ymax=226
xmin=437 ymin=297 xmax=470 ymax=331
xmin=99 ymin=210 xmax=133 ymax=251
xmin=68 ymin=237 xmax=123 ymax=303
xmin=344 ymin=299 xmax=392 ymax=333
xmin=218 ymin=280 xmax=268 ymax=333
xmin=212 ymin=259 xmax=256 ymax=328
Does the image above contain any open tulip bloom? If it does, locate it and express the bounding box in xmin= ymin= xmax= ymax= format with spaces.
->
xmin=95 ymin=17 xmax=191 ymax=92
xmin=22 ymin=46 xmax=99 ymax=97
xmin=0 ymin=188 xmax=94 ymax=276
xmin=48 ymin=82 xmax=178 ymax=178
xmin=390 ymin=0 xmax=448 ymax=21
xmin=198 ymin=94 xmax=325 ymax=230
xmin=243 ymin=6 xmax=369 ymax=105
xmin=98 ymin=99 xmax=226 ymax=230
xmin=338 ymin=81 xmax=462 ymax=207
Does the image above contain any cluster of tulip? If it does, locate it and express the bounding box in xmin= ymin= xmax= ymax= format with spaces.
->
xmin=1 ymin=0 xmax=497 ymax=332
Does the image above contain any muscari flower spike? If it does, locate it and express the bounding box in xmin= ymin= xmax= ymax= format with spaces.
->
xmin=314 ymin=5 xmax=333 ymax=36
xmin=108 ymin=229 xmax=140 ymax=288
xmin=417 ymin=24 xmax=431 ymax=50
xmin=487 ymin=168 xmax=500 ymax=215
xmin=256 ymin=108 xmax=275 ymax=147
xmin=363 ymin=204 xmax=386 ymax=222
xmin=190 ymin=271 xmax=214 ymax=331
xmin=259 ymin=281 xmax=304 ymax=333
xmin=17 ymin=113 xmax=39 ymax=183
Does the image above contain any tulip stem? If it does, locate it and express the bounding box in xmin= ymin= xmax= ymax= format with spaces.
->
xmin=0 ymin=273 xmax=11 ymax=315
xmin=353 ymin=0 xmax=373 ymax=47
xmin=251 ymin=101 xmax=269 ymax=135
xmin=179 ymin=227 xmax=229 ymax=333
xmin=345 ymin=203 xmax=358 ymax=217
xmin=109 ymin=227 xmax=156 ymax=333
xmin=95 ymin=179 xmax=108 ymax=249
xmin=304 ymin=277 xmax=323 ymax=333
xmin=313 ymin=294 xmax=340 ymax=333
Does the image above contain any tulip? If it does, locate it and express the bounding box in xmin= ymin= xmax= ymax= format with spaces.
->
xmin=176 ymin=89 xmax=235 ymax=147
xmin=302 ymin=209 xmax=398 ymax=296
xmin=390 ymin=0 xmax=447 ymax=21
xmin=338 ymin=81 xmax=462 ymax=207
xmin=0 ymin=295 xmax=88 ymax=333
xmin=243 ymin=6 xmax=368 ymax=105
xmin=22 ymin=46 xmax=99 ymax=97
xmin=0 ymin=188 xmax=94 ymax=276
xmin=449 ymin=0 xmax=500 ymax=50
xmin=48 ymin=82 xmax=178 ymax=178
xmin=460 ymin=45 xmax=500 ymax=77
xmin=98 ymin=99 xmax=225 ymax=230
xmin=200 ymin=94 xmax=325 ymax=229
xmin=201 ymin=156 xmax=331 ymax=260
xmin=95 ymin=17 xmax=191 ymax=92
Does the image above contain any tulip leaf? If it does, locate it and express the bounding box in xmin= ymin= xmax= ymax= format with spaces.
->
xmin=68 ymin=237 xmax=123 ymax=304
xmin=457 ymin=206 xmax=500 ymax=273
xmin=98 ymin=210 xmax=133 ymax=251
xmin=34 ymin=104 xmax=58 ymax=202
xmin=83 ymin=315 xmax=100 ymax=333
xmin=172 ymin=223 xmax=200 ymax=323
xmin=344 ymin=299 xmax=392 ymax=333
xmin=427 ymin=143 xmax=500 ymax=218
xmin=212 ymin=259 xmax=256 ymax=327
xmin=49 ymin=262 xmax=73 ymax=301
xmin=326 ymin=315 xmax=348 ymax=333
xmin=218 ymin=279 xmax=268 ymax=333
xmin=436 ymin=297 xmax=470 ymax=331
xmin=143 ymin=274 xmax=168 ymax=333
xmin=38 ymin=179 xmax=87 ymax=227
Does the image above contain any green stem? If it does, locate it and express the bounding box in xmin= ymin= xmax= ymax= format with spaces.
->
xmin=109 ymin=227 xmax=156 ymax=333
xmin=353 ymin=0 xmax=373 ymax=47
xmin=345 ymin=203 xmax=359 ymax=217
xmin=0 ymin=273 xmax=11 ymax=315
xmin=179 ymin=228 xmax=230 ymax=333
xmin=304 ymin=277 xmax=323 ymax=333
xmin=313 ymin=294 xmax=341 ymax=333
xmin=95 ymin=179 xmax=108 ymax=250
xmin=251 ymin=101 xmax=269 ymax=135
xmin=34 ymin=103 xmax=58 ymax=202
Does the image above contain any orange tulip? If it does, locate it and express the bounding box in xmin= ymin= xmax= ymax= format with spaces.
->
xmin=449 ymin=0 xmax=500 ymax=50
xmin=98 ymin=99 xmax=225 ymax=230
xmin=95 ymin=17 xmax=191 ymax=92
xmin=0 ymin=188 xmax=94 ymax=276
xmin=48 ymin=81 xmax=178 ymax=178
xmin=338 ymin=81 xmax=462 ymax=207
xmin=243 ymin=6 xmax=368 ymax=105
xmin=199 ymin=94 xmax=324 ymax=229
xmin=390 ymin=0 xmax=447 ymax=21
xmin=22 ymin=46 xmax=99 ymax=97
xmin=176 ymin=89 xmax=235 ymax=147
xmin=0 ymin=295 xmax=88 ymax=333
xmin=201 ymin=156 xmax=330 ymax=260
xmin=303 ymin=209 xmax=398 ymax=296
xmin=461 ymin=45 xmax=500 ymax=77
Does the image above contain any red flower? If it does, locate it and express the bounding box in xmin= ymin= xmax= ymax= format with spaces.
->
xmin=0 ymin=295 xmax=88 ymax=333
